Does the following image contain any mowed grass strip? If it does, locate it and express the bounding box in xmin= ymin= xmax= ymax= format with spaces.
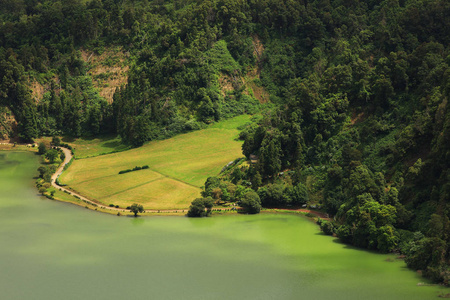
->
xmin=60 ymin=115 xmax=250 ymax=209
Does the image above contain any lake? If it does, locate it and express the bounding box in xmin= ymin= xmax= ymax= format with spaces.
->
xmin=0 ymin=151 xmax=447 ymax=299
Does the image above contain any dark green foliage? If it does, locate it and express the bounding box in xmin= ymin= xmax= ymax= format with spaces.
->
xmin=321 ymin=222 xmax=335 ymax=236
xmin=60 ymin=151 xmax=65 ymax=162
xmin=335 ymin=193 xmax=398 ymax=252
xmin=257 ymin=182 xmax=308 ymax=207
xmin=52 ymin=136 xmax=61 ymax=147
xmin=38 ymin=143 xmax=47 ymax=155
xmin=317 ymin=219 xmax=335 ymax=236
xmin=45 ymin=149 xmax=59 ymax=163
xmin=187 ymin=197 xmax=214 ymax=217
xmin=130 ymin=203 xmax=144 ymax=217
xmin=202 ymin=177 xmax=221 ymax=198
xmin=238 ymin=190 xmax=261 ymax=214
xmin=118 ymin=165 xmax=149 ymax=174
xmin=286 ymin=183 xmax=309 ymax=206
xmin=37 ymin=166 xmax=48 ymax=179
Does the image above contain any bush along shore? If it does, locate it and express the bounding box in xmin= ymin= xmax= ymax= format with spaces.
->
xmin=35 ymin=139 xmax=67 ymax=199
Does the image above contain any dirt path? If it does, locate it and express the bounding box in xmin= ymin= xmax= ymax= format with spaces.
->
xmin=2 ymin=143 xmax=332 ymax=218
xmin=51 ymin=147 xmax=191 ymax=213
xmin=266 ymin=208 xmax=330 ymax=220
xmin=51 ymin=147 xmax=125 ymax=212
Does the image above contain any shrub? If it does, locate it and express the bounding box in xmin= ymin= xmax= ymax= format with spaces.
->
xmin=187 ymin=197 xmax=214 ymax=217
xmin=238 ymin=190 xmax=261 ymax=214
xmin=118 ymin=165 xmax=149 ymax=174
xmin=320 ymin=221 xmax=335 ymax=235
xmin=52 ymin=136 xmax=61 ymax=146
xmin=38 ymin=142 xmax=47 ymax=155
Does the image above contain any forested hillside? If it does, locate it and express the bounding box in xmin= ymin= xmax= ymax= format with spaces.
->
xmin=1 ymin=0 xmax=449 ymax=285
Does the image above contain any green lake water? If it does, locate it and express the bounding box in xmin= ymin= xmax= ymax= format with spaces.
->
xmin=0 ymin=151 xmax=447 ymax=299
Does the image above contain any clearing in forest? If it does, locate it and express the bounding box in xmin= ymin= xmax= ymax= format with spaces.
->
xmin=59 ymin=115 xmax=251 ymax=209
xmin=81 ymin=47 xmax=130 ymax=103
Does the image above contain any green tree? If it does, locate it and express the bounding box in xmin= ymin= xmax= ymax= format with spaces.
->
xmin=38 ymin=142 xmax=47 ymax=155
xmin=130 ymin=203 xmax=144 ymax=217
xmin=319 ymin=220 xmax=335 ymax=236
xmin=202 ymin=177 xmax=221 ymax=198
xmin=259 ymin=137 xmax=282 ymax=178
xmin=51 ymin=136 xmax=61 ymax=147
xmin=187 ymin=197 xmax=214 ymax=217
xmin=377 ymin=225 xmax=398 ymax=253
xmin=37 ymin=166 xmax=48 ymax=178
xmin=289 ymin=183 xmax=309 ymax=205
xmin=239 ymin=190 xmax=261 ymax=214
xmin=45 ymin=149 xmax=59 ymax=163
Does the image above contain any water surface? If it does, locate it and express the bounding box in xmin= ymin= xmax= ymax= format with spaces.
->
xmin=0 ymin=152 xmax=446 ymax=299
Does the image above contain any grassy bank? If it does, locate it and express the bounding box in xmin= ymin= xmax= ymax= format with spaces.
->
xmin=59 ymin=115 xmax=251 ymax=209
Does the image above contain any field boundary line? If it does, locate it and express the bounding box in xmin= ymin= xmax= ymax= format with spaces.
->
xmin=70 ymin=173 xmax=120 ymax=185
xmin=98 ymin=177 xmax=167 ymax=199
xmin=138 ymin=164 xmax=201 ymax=189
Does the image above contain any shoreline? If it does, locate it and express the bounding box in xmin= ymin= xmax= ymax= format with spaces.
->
xmin=1 ymin=145 xmax=329 ymax=219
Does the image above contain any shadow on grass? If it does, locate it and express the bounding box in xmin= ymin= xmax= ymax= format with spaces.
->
xmin=330 ymin=238 xmax=389 ymax=255
xmin=102 ymin=139 xmax=124 ymax=149
xmin=62 ymin=134 xmax=122 ymax=144
xmin=62 ymin=136 xmax=76 ymax=143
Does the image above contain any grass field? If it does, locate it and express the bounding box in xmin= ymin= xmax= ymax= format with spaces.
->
xmin=63 ymin=135 xmax=130 ymax=158
xmin=34 ymin=135 xmax=130 ymax=158
xmin=59 ymin=115 xmax=251 ymax=209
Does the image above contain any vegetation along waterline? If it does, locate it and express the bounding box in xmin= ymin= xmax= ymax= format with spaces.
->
xmin=1 ymin=0 xmax=449 ymax=287
xmin=56 ymin=115 xmax=251 ymax=211
xmin=0 ymin=151 xmax=448 ymax=300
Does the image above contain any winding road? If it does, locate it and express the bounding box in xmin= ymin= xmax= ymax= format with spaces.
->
xmin=50 ymin=147 xmax=129 ymax=212
xmin=51 ymin=147 xmax=196 ymax=213
xmin=2 ymin=143 xmax=329 ymax=217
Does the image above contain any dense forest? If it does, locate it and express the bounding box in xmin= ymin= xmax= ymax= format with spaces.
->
xmin=1 ymin=0 xmax=449 ymax=285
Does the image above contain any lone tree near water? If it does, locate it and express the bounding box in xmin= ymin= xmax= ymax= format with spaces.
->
xmin=130 ymin=203 xmax=144 ymax=217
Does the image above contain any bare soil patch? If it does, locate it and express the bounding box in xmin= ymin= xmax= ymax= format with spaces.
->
xmin=82 ymin=48 xmax=129 ymax=103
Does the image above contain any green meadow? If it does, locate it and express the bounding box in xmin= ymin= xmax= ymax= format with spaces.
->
xmin=65 ymin=135 xmax=130 ymax=158
xmin=59 ymin=115 xmax=251 ymax=209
